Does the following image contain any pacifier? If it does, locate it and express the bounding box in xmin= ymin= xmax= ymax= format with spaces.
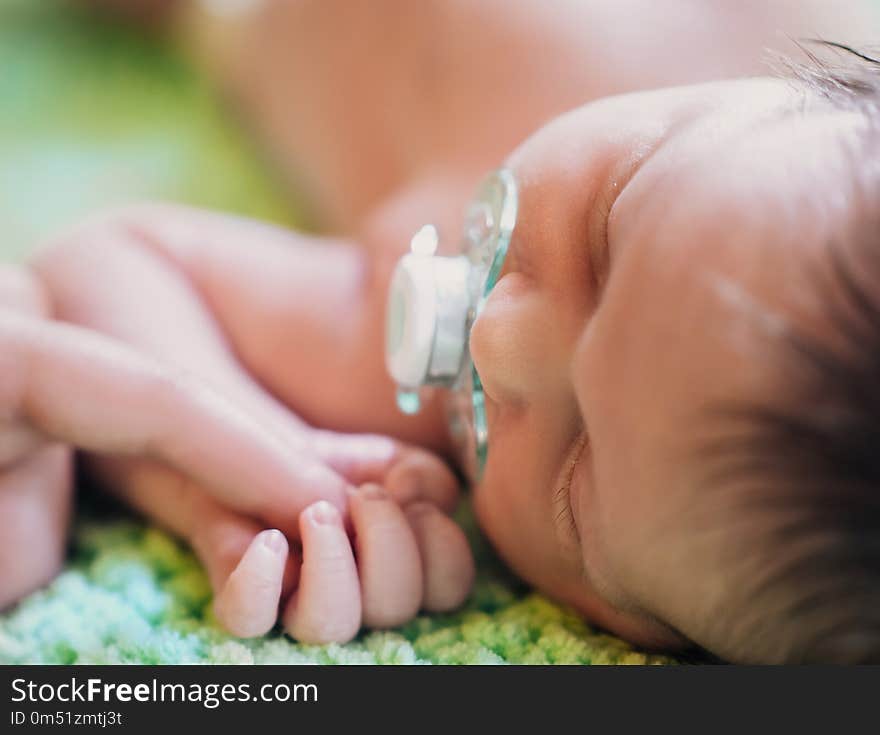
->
xmin=385 ymin=168 xmax=518 ymax=481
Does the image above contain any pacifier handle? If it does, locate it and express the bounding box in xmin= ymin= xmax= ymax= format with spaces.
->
xmin=385 ymin=168 xmax=518 ymax=429
xmin=385 ymin=226 xmax=472 ymax=414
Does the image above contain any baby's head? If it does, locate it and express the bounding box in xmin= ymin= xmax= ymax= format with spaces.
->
xmin=469 ymin=45 xmax=880 ymax=663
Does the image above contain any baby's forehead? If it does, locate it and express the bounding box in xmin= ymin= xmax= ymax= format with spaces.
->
xmin=615 ymin=102 xmax=867 ymax=264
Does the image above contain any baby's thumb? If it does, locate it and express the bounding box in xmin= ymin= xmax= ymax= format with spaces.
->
xmin=212 ymin=530 xmax=289 ymax=638
xmin=185 ymin=499 xmax=297 ymax=637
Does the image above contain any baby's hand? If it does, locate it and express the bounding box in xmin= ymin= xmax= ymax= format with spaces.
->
xmin=94 ymin=423 xmax=475 ymax=641
xmin=213 ymin=486 xmax=473 ymax=642
xmin=88 ymin=425 xmax=474 ymax=641
xmin=289 ymin=487 xmax=472 ymax=642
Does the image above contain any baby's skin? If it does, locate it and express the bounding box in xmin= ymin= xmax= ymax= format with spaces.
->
xmin=3 ymin=0 xmax=879 ymax=659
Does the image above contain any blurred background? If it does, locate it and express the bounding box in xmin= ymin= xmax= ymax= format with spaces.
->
xmin=6 ymin=0 xmax=880 ymax=264
xmin=0 ymin=0 xmax=308 ymax=262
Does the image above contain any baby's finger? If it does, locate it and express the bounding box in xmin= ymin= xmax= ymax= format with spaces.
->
xmin=349 ymin=484 xmax=422 ymax=628
xmin=384 ymin=446 xmax=459 ymax=513
xmin=212 ymin=529 xmax=289 ymax=638
xmin=405 ymin=502 xmax=475 ymax=612
xmin=177 ymin=483 xmax=298 ymax=637
xmin=311 ymin=430 xmax=460 ymax=513
xmin=282 ymin=501 xmax=361 ymax=644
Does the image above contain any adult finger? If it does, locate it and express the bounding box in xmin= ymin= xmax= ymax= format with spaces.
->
xmin=0 ymin=311 xmax=350 ymax=535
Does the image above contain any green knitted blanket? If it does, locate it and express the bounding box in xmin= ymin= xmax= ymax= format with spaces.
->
xmin=0 ymin=2 xmax=673 ymax=665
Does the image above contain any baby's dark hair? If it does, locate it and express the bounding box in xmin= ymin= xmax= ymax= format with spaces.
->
xmin=701 ymin=41 xmax=880 ymax=663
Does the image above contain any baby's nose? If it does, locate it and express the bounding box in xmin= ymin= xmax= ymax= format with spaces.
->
xmin=469 ymin=271 xmax=563 ymax=408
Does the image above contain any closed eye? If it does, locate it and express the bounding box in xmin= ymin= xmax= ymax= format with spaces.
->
xmin=551 ymin=431 xmax=588 ymax=553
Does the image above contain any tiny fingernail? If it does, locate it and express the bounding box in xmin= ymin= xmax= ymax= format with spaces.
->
xmin=308 ymin=500 xmax=340 ymax=526
xmin=261 ymin=529 xmax=286 ymax=553
xmin=348 ymin=483 xmax=387 ymax=501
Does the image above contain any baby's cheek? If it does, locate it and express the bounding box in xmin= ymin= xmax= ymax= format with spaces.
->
xmin=469 ymin=472 xmax=542 ymax=588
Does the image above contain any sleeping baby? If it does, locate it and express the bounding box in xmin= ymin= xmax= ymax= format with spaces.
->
xmin=3 ymin=0 xmax=880 ymax=662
